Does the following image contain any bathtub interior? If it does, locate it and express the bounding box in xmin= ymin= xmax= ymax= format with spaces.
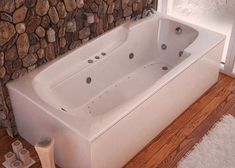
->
xmin=157 ymin=19 xmax=198 ymax=64
xmin=33 ymin=17 xmax=198 ymax=118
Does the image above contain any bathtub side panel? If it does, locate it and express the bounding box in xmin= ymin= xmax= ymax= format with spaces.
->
xmin=7 ymin=90 xmax=92 ymax=168
xmin=91 ymin=41 xmax=224 ymax=168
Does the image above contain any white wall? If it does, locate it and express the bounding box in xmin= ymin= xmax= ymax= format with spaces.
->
xmin=169 ymin=0 xmax=235 ymax=17
xmin=166 ymin=0 xmax=235 ymax=64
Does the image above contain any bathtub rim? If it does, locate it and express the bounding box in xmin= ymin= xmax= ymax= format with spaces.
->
xmin=7 ymin=12 xmax=226 ymax=142
xmin=32 ymin=12 xmax=224 ymax=114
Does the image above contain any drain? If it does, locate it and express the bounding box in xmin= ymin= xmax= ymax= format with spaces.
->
xmin=161 ymin=44 xmax=167 ymax=50
xmin=129 ymin=53 xmax=134 ymax=59
xmin=86 ymin=77 xmax=92 ymax=84
xmin=88 ymin=59 xmax=93 ymax=63
xmin=162 ymin=66 xmax=168 ymax=70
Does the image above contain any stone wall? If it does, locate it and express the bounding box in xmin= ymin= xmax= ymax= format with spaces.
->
xmin=0 ymin=0 xmax=155 ymax=136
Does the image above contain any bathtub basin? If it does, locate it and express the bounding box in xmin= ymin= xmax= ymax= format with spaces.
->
xmin=7 ymin=12 xmax=225 ymax=168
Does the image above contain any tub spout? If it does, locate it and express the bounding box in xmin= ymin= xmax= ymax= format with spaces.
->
xmin=133 ymin=6 xmax=154 ymax=21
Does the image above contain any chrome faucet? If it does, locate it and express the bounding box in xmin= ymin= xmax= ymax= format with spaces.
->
xmin=133 ymin=5 xmax=154 ymax=21
xmin=142 ymin=5 xmax=154 ymax=18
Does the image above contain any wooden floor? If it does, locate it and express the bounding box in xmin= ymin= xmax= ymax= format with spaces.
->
xmin=0 ymin=73 xmax=235 ymax=168
xmin=0 ymin=128 xmax=42 ymax=168
xmin=125 ymin=73 xmax=235 ymax=168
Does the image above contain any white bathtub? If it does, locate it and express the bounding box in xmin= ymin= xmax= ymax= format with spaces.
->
xmin=7 ymin=12 xmax=225 ymax=168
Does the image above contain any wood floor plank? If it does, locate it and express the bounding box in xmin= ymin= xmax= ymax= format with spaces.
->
xmin=225 ymin=98 xmax=235 ymax=116
xmin=0 ymin=129 xmax=42 ymax=168
xmin=125 ymin=74 xmax=233 ymax=168
xmin=0 ymin=129 xmax=55 ymax=168
xmin=158 ymin=93 xmax=235 ymax=168
xmin=141 ymin=79 xmax=235 ymax=168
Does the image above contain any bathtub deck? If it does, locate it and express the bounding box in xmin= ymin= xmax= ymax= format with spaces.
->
xmin=0 ymin=73 xmax=234 ymax=168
